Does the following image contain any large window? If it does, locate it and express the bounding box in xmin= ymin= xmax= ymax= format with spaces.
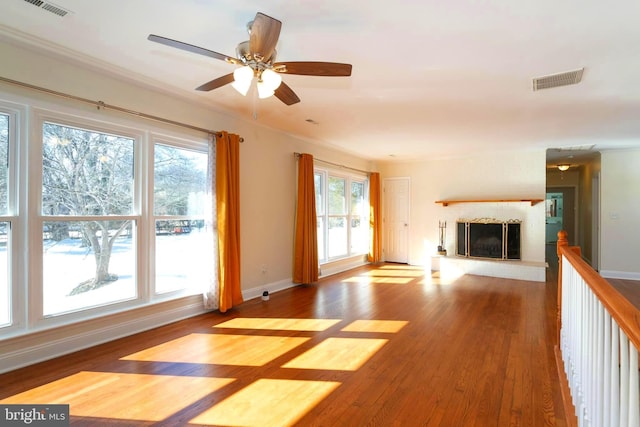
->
xmin=41 ymin=122 xmax=136 ymax=316
xmin=0 ymin=98 xmax=213 ymax=336
xmin=153 ymin=143 xmax=212 ymax=294
xmin=315 ymin=168 xmax=368 ymax=263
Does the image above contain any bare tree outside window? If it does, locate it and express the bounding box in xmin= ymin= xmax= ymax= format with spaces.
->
xmin=42 ymin=122 xmax=134 ymax=295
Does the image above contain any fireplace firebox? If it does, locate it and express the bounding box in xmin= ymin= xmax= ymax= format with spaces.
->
xmin=456 ymin=219 xmax=521 ymax=260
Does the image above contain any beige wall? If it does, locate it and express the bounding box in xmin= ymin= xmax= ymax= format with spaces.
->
xmin=0 ymin=38 xmax=376 ymax=371
xmin=0 ymin=39 xmax=375 ymax=298
xmin=578 ymin=157 xmax=601 ymax=266
xmin=3 ymin=36 xmax=636 ymax=373
xmin=600 ymin=149 xmax=640 ymax=279
xmin=378 ymin=150 xmax=547 ymax=266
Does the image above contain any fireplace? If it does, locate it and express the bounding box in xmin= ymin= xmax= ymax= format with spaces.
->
xmin=456 ymin=219 xmax=521 ymax=260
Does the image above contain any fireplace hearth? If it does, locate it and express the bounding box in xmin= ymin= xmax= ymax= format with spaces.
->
xmin=456 ymin=219 xmax=521 ymax=260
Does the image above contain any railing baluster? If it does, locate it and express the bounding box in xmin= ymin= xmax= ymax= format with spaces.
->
xmin=596 ymin=301 xmax=604 ymax=427
xmin=621 ymin=332 xmax=629 ymax=427
xmin=611 ymin=320 xmax=620 ymax=427
xmin=629 ymin=344 xmax=639 ymax=427
xmin=557 ymin=238 xmax=640 ymax=427
xmin=603 ymin=311 xmax=612 ymax=425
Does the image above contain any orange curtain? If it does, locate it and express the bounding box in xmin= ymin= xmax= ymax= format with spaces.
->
xmin=293 ymin=153 xmax=319 ymax=284
xmin=368 ymin=172 xmax=382 ymax=263
xmin=216 ymin=131 xmax=243 ymax=312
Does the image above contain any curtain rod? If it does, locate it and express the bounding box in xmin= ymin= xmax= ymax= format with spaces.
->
xmin=0 ymin=76 xmax=244 ymax=142
xmin=294 ymin=152 xmax=369 ymax=175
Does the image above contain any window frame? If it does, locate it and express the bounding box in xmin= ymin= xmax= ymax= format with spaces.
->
xmin=150 ymin=136 xmax=213 ymax=297
xmin=0 ymin=96 xmax=212 ymax=338
xmin=32 ymin=111 xmax=145 ymax=328
xmin=0 ymin=101 xmax=25 ymax=335
xmin=315 ymin=165 xmax=369 ymax=264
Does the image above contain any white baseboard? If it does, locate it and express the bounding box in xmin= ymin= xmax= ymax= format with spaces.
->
xmin=242 ymin=278 xmax=297 ymax=301
xmin=0 ymin=299 xmax=207 ymax=374
xmin=242 ymin=257 xmax=369 ymax=302
xmin=600 ymin=270 xmax=640 ymax=280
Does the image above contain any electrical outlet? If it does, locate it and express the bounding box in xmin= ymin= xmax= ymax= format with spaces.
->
xmin=261 ymin=265 xmax=267 ymax=274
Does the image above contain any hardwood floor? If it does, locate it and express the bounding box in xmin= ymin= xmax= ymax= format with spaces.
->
xmin=0 ymin=264 xmax=567 ymax=426
xmin=607 ymin=278 xmax=640 ymax=310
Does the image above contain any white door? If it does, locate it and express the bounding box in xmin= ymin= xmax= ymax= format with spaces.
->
xmin=384 ymin=177 xmax=410 ymax=263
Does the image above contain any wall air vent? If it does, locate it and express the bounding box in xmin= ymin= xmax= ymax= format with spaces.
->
xmin=533 ymin=68 xmax=584 ymax=91
xmin=22 ymin=0 xmax=70 ymax=17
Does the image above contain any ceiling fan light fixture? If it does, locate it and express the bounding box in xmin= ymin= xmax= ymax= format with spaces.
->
xmin=231 ymin=66 xmax=253 ymax=96
xmin=147 ymin=12 xmax=352 ymax=106
xmin=257 ymin=81 xmax=275 ymax=99
xmin=261 ymin=69 xmax=282 ymax=91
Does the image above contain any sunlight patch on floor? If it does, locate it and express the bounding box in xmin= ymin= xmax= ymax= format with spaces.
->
xmin=121 ymin=333 xmax=309 ymax=366
xmin=378 ymin=264 xmax=426 ymax=271
xmin=417 ymin=271 xmax=459 ymax=286
xmin=214 ymin=317 xmax=341 ymax=331
xmin=342 ymin=275 xmax=414 ymax=284
xmin=191 ymin=378 xmax=340 ymax=427
xmin=438 ymin=263 xmax=465 ymax=284
xmin=0 ymin=371 xmax=234 ymax=422
xmin=364 ymin=268 xmax=425 ymax=277
xmin=283 ymin=337 xmax=388 ymax=371
xmin=341 ymin=319 xmax=408 ymax=333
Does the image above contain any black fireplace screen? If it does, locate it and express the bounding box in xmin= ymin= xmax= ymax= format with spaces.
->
xmin=456 ymin=221 xmax=521 ymax=260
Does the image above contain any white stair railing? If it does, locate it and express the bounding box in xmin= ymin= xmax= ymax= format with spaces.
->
xmin=559 ymin=244 xmax=640 ymax=427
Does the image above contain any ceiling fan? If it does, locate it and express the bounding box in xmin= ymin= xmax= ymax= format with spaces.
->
xmin=148 ymin=12 xmax=352 ymax=106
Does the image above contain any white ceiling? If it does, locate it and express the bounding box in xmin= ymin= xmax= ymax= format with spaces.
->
xmin=1 ymin=0 xmax=640 ymax=162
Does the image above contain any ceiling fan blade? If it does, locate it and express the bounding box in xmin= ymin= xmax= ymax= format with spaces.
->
xmin=273 ymin=61 xmax=352 ymax=77
xmin=195 ymin=73 xmax=235 ymax=91
xmin=249 ymin=12 xmax=282 ymax=61
xmin=274 ymin=82 xmax=300 ymax=105
xmin=148 ymin=34 xmax=236 ymax=63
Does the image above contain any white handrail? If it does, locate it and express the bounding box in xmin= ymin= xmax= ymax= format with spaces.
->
xmin=560 ymin=253 xmax=640 ymax=427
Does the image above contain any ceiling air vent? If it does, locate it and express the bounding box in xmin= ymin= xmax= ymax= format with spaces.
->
xmin=533 ymin=68 xmax=584 ymax=91
xmin=22 ymin=0 xmax=70 ymax=17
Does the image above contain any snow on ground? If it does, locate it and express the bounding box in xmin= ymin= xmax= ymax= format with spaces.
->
xmin=0 ymin=229 xmax=213 ymax=323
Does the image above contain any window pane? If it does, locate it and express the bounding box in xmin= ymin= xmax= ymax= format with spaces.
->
xmin=154 ymin=144 xmax=207 ymax=216
xmin=43 ymin=220 xmax=136 ymax=316
xmin=155 ymin=220 xmax=213 ymax=294
xmin=351 ymin=181 xmax=364 ymax=216
xmin=328 ymin=216 xmax=347 ymax=258
xmin=328 ymin=177 xmax=345 ymax=215
xmin=42 ymin=122 xmax=134 ymax=216
xmin=314 ymin=172 xmax=323 ymax=215
xmin=351 ymin=217 xmax=368 ymax=254
xmin=154 ymin=144 xmax=210 ymax=294
xmin=0 ymin=113 xmax=8 ymax=215
xmin=350 ymin=181 xmax=367 ymax=254
xmin=316 ymin=216 xmax=325 ymax=263
xmin=0 ymin=222 xmax=8 ymax=326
